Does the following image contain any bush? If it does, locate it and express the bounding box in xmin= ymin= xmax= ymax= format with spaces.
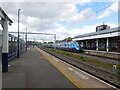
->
xmin=117 ymin=65 xmax=120 ymax=75
xmin=80 ymin=56 xmax=84 ymax=59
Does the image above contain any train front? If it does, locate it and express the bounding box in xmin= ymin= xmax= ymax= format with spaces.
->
xmin=71 ymin=41 xmax=82 ymax=52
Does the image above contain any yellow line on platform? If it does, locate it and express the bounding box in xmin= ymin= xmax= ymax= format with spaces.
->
xmin=36 ymin=47 xmax=81 ymax=89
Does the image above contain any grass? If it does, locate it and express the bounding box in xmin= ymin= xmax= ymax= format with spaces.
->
xmin=116 ymin=64 xmax=120 ymax=74
xmin=39 ymin=47 xmax=120 ymax=75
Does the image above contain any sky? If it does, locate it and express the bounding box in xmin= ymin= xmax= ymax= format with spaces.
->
xmin=0 ymin=0 xmax=119 ymax=42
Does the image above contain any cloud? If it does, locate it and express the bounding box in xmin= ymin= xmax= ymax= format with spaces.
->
xmin=2 ymin=2 xmax=77 ymax=31
xmin=64 ymin=23 xmax=117 ymax=41
xmin=8 ymin=22 xmax=27 ymax=32
xmin=78 ymin=0 xmax=93 ymax=6
xmin=69 ymin=8 xmax=95 ymax=24
xmin=97 ymin=2 xmax=118 ymax=19
xmin=1 ymin=0 xmax=93 ymax=3
xmin=52 ymin=23 xmax=117 ymax=41
xmin=2 ymin=2 xmax=95 ymax=31
xmin=1 ymin=2 xmax=118 ymax=42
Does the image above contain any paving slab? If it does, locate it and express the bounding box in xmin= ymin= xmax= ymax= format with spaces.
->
xmin=2 ymin=47 xmax=76 ymax=88
xmin=38 ymin=47 xmax=117 ymax=89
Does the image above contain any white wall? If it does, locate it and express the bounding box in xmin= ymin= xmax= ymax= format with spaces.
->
xmin=73 ymin=32 xmax=119 ymax=41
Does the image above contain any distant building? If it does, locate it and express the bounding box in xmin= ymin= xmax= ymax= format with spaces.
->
xmin=73 ymin=25 xmax=120 ymax=52
xmin=96 ymin=24 xmax=110 ymax=32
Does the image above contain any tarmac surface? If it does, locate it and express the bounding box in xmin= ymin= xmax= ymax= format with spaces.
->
xmin=38 ymin=47 xmax=117 ymax=89
xmin=2 ymin=47 xmax=76 ymax=88
xmin=2 ymin=47 xmax=118 ymax=89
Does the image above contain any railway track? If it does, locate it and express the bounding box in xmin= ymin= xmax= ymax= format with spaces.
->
xmin=40 ymin=47 xmax=120 ymax=89
xmin=76 ymin=52 xmax=120 ymax=64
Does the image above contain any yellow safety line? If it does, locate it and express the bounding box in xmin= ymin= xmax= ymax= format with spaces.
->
xmin=36 ymin=47 xmax=81 ymax=89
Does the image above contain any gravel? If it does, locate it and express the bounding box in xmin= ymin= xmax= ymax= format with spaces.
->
xmin=40 ymin=47 xmax=120 ymax=88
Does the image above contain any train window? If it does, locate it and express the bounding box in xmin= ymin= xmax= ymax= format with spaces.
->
xmin=74 ymin=42 xmax=79 ymax=47
xmin=72 ymin=44 xmax=74 ymax=46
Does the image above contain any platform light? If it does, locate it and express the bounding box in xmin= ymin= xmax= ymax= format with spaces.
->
xmin=17 ymin=9 xmax=21 ymax=58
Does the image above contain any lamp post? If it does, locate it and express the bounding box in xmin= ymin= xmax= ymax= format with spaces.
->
xmin=25 ymin=28 xmax=27 ymax=51
xmin=54 ymin=34 xmax=56 ymax=50
xmin=17 ymin=9 xmax=21 ymax=58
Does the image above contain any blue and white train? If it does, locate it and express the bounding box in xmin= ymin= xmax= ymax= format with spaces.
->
xmin=43 ymin=41 xmax=82 ymax=52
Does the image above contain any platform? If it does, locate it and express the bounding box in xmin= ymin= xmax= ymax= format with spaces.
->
xmin=2 ymin=47 xmax=76 ymax=88
xmin=2 ymin=47 xmax=118 ymax=89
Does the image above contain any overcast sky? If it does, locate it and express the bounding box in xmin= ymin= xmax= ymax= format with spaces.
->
xmin=0 ymin=0 xmax=119 ymax=42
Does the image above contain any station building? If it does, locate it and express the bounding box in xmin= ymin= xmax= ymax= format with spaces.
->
xmin=0 ymin=7 xmax=13 ymax=72
xmin=73 ymin=25 xmax=120 ymax=59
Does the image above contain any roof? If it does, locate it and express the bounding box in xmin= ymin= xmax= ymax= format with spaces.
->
xmin=0 ymin=7 xmax=13 ymax=25
xmin=73 ymin=27 xmax=120 ymax=41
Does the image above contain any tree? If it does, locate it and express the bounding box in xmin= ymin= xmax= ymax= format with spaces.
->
xmin=67 ymin=37 xmax=72 ymax=42
xmin=48 ymin=42 xmax=53 ymax=44
xmin=63 ymin=37 xmax=72 ymax=42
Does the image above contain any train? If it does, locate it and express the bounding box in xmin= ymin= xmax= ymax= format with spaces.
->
xmin=8 ymin=34 xmax=26 ymax=60
xmin=42 ymin=41 xmax=82 ymax=52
